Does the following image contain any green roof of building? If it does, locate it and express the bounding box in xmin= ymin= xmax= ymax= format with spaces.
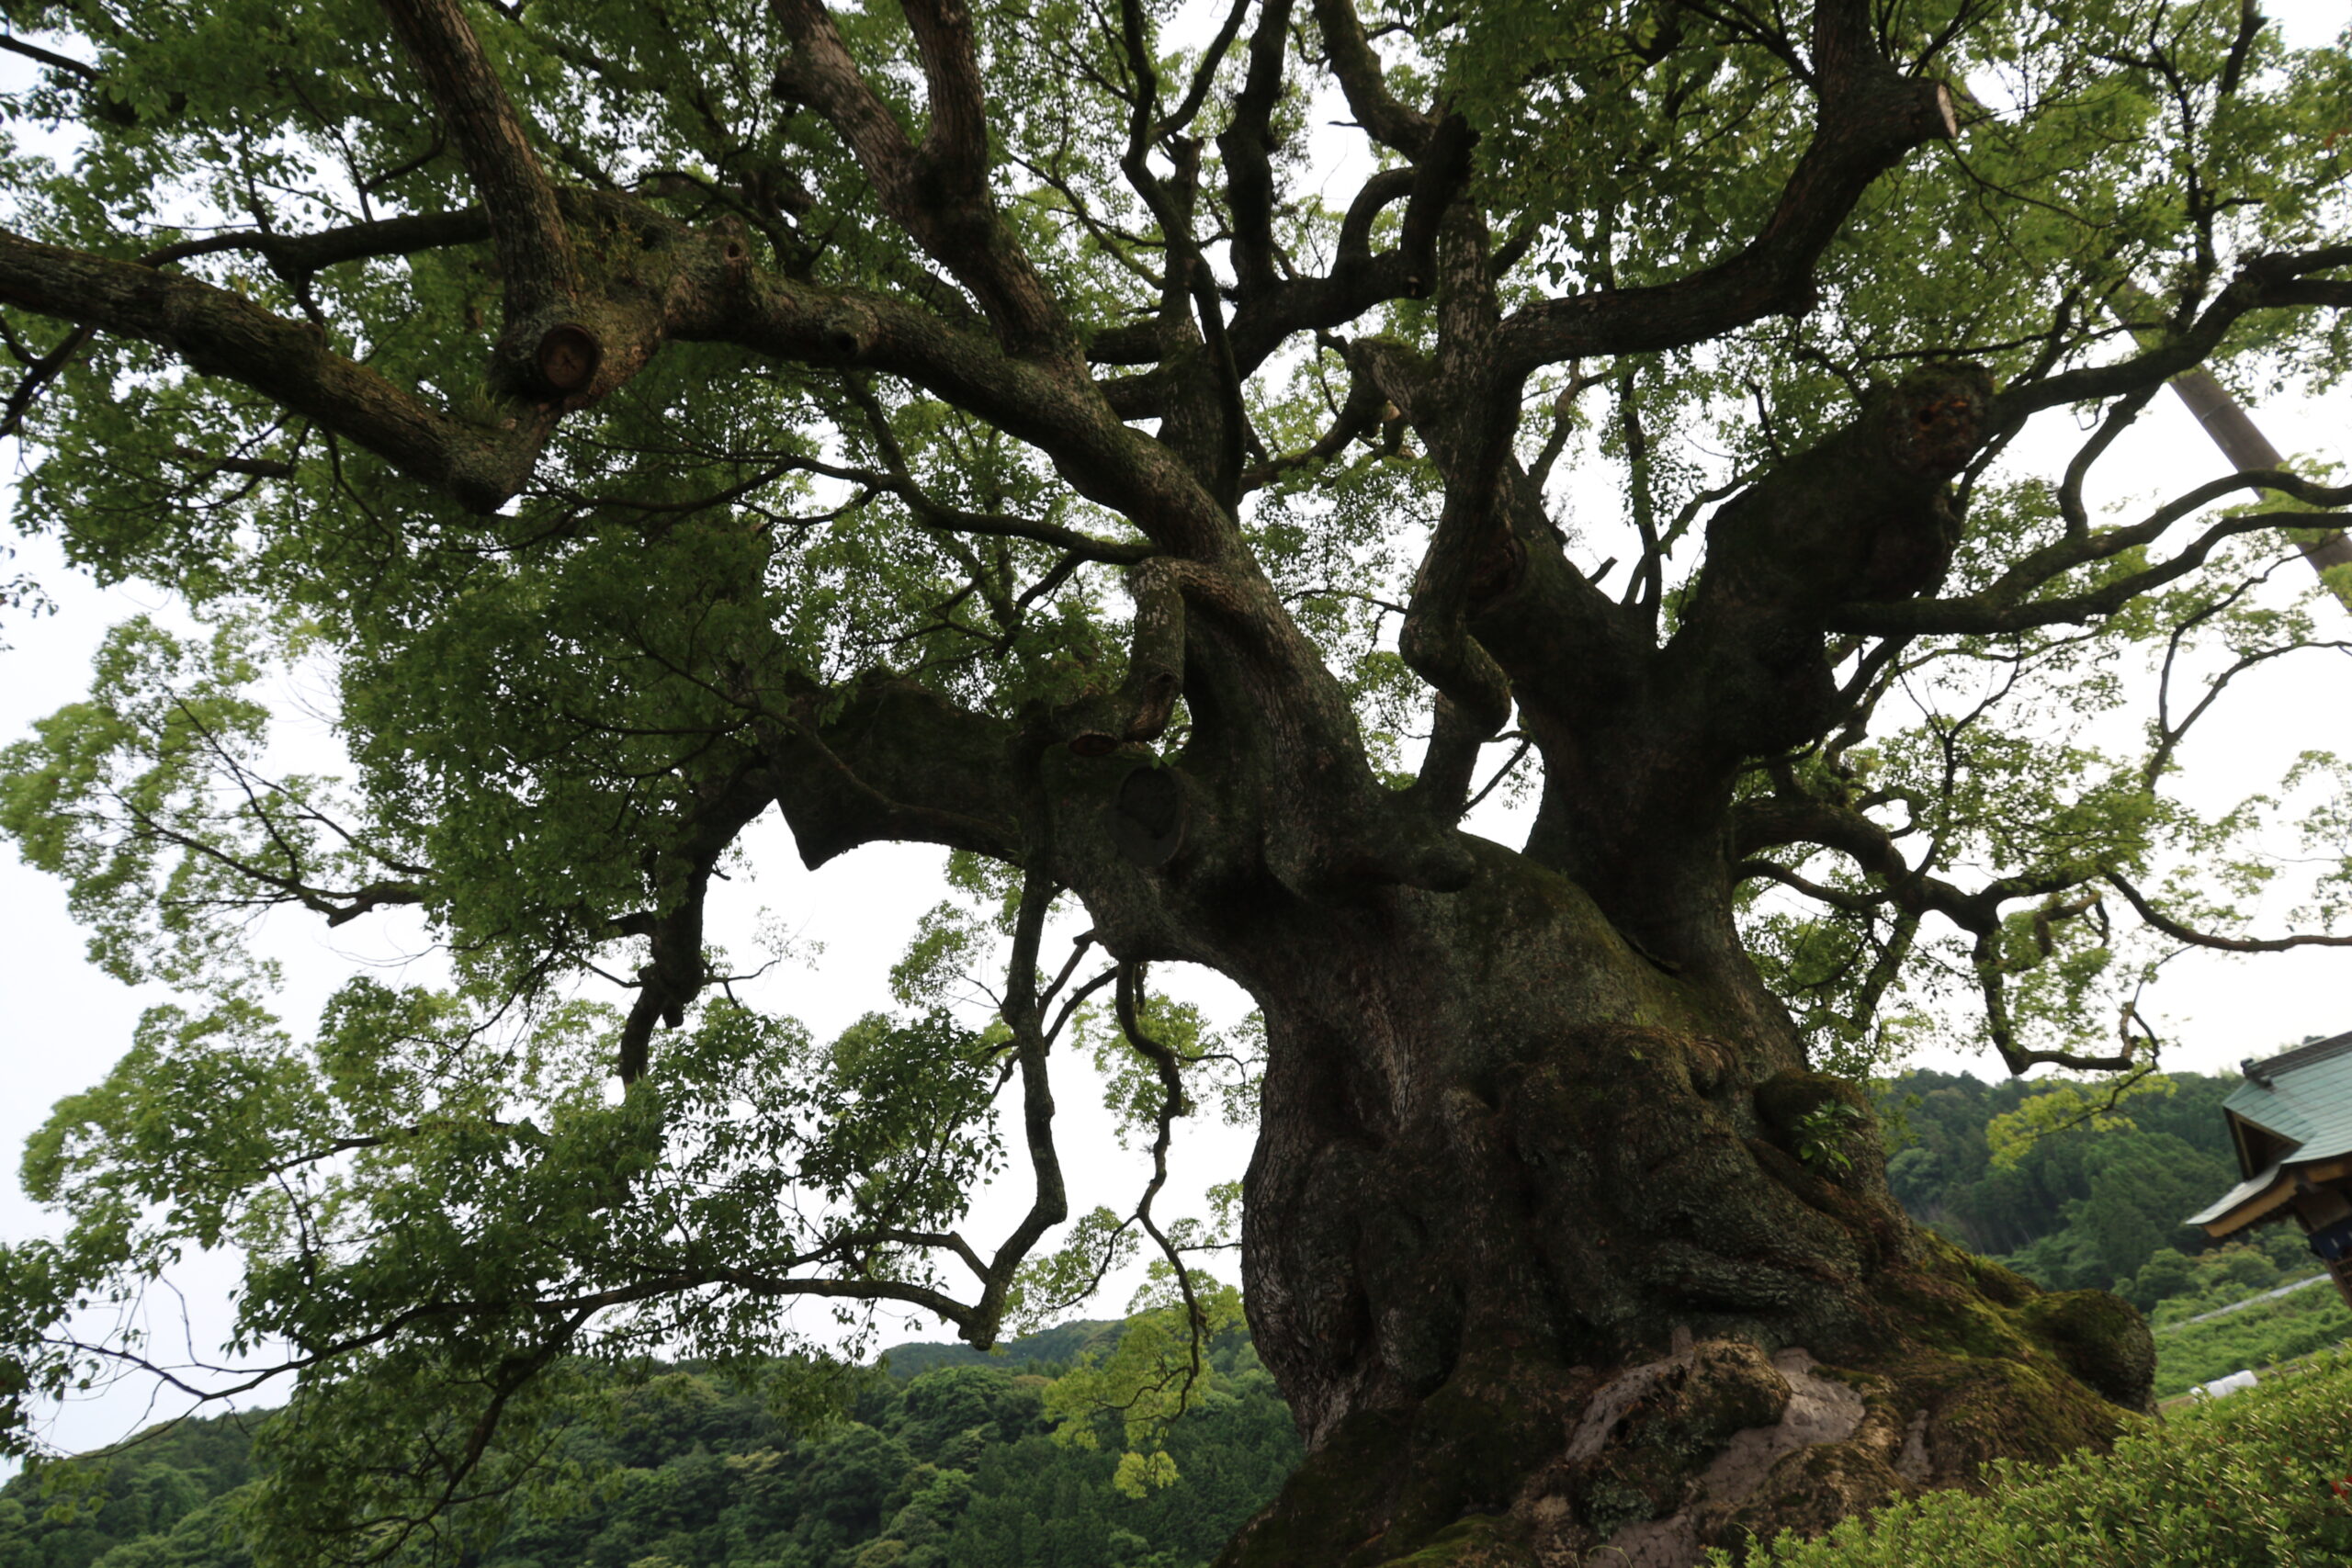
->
xmin=2186 ymin=1030 xmax=2352 ymax=1230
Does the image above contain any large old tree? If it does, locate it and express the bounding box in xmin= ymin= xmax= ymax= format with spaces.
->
xmin=1 ymin=0 xmax=2348 ymax=1562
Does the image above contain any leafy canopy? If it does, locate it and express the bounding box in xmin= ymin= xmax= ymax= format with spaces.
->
xmin=0 ymin=0 xmax=2345 ymax=1561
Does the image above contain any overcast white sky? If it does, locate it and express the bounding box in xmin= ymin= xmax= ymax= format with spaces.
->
xmin=0 ymin=0 xmax=2346 ymax=1464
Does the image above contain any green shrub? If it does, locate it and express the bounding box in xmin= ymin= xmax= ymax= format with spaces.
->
xmin=1714 ymin=1351 xmax=2352 ymax=1567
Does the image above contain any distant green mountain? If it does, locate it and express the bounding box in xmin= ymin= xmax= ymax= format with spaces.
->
xmin=874 ymin=1318 xmax=1119 ymax=1382
xmin=0 ymin=1322 xmax=1298 ymax=1568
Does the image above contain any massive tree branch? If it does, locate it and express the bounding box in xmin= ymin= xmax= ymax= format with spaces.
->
xmin=378 ymin=0 xmax=579 ymax=319
xmin=1498 ymin=0 xmax=1955 ymax=375
xmin=773 ymin=0 xmax=1077 ymax=362
xmin=1834 ymin=470 xmax=2352 ymax=636
xmin=759 ymin=674 xmax=1024 ymax=870
xmin=1992 ymin=246 xmax=2352 ymax=423
xmin=1307 ymin=0 xmax=1432 ymax=156
xmin=0 ymin=226 xmax=549 ymax=511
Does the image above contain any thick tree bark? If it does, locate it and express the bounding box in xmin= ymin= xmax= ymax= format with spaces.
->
xmin=1151 ymin=845 xmax=2155 ymax=1567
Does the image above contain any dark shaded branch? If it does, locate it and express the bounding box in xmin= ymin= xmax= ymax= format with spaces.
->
xmin=1834 ymin=470 xmax=2352 ymax=636
xmin=377 ymin=0 xmax=579 ymax=317
xmin=1306 ymin=0 xmax=1432 ymax=155
xmin=615 ymin=764 xmax=778 ymax=1084
xmin=1991 ymin=246 xmax=2352 ymax=423
xmin=141 ymin=209 xmax=493 ymax=279
xmin=969 ymin=872 xmax=1075 ymax=1344
xmin=0 ymin=225 xmax=549 ymax=510
xmin=1114 ymin=962 xmax=1209 ymax=1412
xmin=773 ymin=0 xmax=1076 ymax=361
xmin=2103 ymin=869 xmax=2352 ymax=954
xmin=0 ymin=33 xmax=98 ymax=80
xmin=1062 ymin=558 xmax=1189 ymax=754
xmin=1499 ymin=0 xmax=1956 ymax=374
xmin=759 ymin=674 xmax=1024 ymax=870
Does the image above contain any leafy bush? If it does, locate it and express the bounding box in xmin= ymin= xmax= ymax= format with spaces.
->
xmin=1718 ymin=1352 xmax=2352 ymax=1567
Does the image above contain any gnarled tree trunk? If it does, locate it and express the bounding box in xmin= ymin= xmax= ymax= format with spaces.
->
xmin=1190 ymin=849 xmax=2150 ymax=1566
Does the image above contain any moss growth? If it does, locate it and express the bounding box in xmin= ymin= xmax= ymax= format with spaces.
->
xmin=1211 ymin=1408 xmax=1414 ymax=1568
xmin=1913 ymin=1355 xmax=2122 ymax=1478
xmin=1962 ymin=1255 xmax=2037 ymax=1310
xmin=1704 ymin=1441 xmax=1908 ymax=1557
xmin=1369 ymin=1513 xmax=1541 ymax=1567
xmin=1754 ymin=1072 xmax=1871 ymax=1137
xmin=2018 ymin=1291 xmax=2155 ymax=1413
xmin=1215 ymin=1354 xmax=1589 ymax=1568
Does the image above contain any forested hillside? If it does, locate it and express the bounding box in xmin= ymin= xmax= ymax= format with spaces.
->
xmin=1878 ymin=1069 xmax=2246 ymax=1293
xmin=1876 ymin=1063 xmax=2352 ymax=1394
xmin=0 ymin=1323 xmax=1300 ymax=1568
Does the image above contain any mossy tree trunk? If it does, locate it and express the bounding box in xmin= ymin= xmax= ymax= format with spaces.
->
xmin=1171 ymin=847 xmax=2153 ymax=1568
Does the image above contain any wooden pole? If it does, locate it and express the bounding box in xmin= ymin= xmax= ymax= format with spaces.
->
xmin=2165 ymin=367 xmax=2352 ymax=607
xmin=2107 ymin=280 xmax=2351 ymax=611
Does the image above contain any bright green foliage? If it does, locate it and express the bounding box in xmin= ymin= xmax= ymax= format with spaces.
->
xmin=0 ymin=977 xmax=1016 ymax=1560
xmin=2150 ymin=1276 xmax=2352 ymax=1399
xmin=1984 ymin=1068 xmax=2175 ymax=1171
xmin=1715 ymin=1350 xmax=2352 ymax=1567
xmin=1791 ymin=1100 xmax=1867 ymax=1173
xmin=2135 ymin=1234 xmax=2314 ymax=1320
xmin=1043 ymin=1266 xmax=1248 ymax=1496
xmin=0 ymin=1410 xmax=254 ymax=1568
xmin=1878 ymin=1066 xmax=2240 ymax=1285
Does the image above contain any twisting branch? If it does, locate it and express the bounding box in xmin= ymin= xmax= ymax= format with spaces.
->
xmin=969 ymin=872 xmax=1077 ymax=1340
xmin=1307 ymin=0 xmax=1433 ymax=155
xmin=1063 ymin=558 xmax=1190 ymax=755
xmin=2102 ymin=870 xmax=2352 ymax=954
xmin=1836 ymin=469 xmax=2352 ymax=636
xmin=614 ymin=764 xmax=778 ymax=1083
xmin=773 ymin=0 xmax=1075 ymax=361
xmin=1499 ymin=0 xmax=1957 ymax=374
xmin=1971 ymin=930 xmax=2135 ymax=1074
xmin=1239 ymin=355 xmax=1385 ymax=492
xmin=1114 ymin=962 xmax=1210 ymax=1413
xmin=1213 ymin=0 xmax=1295 ymax=299
xmin=376 ymin=0 xmax=578 ymax=319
